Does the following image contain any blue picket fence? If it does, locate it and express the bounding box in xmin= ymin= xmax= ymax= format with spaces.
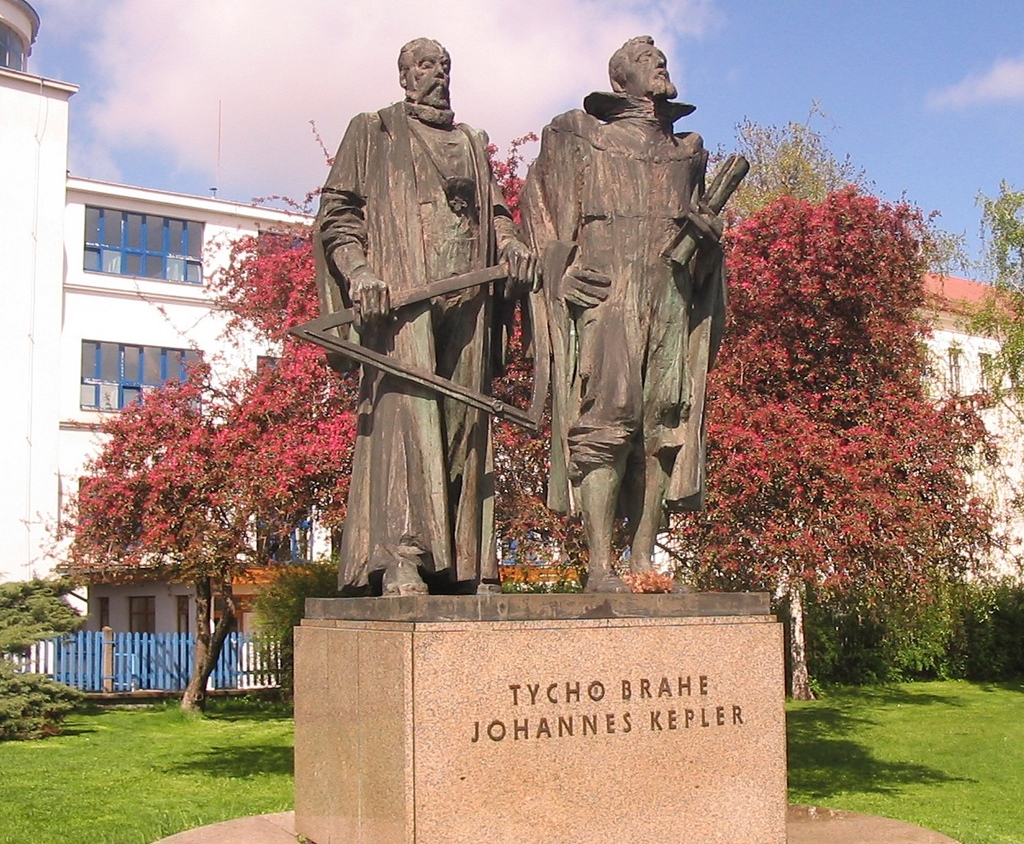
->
xmin=17 ymin=631 xmax=280 ymax=693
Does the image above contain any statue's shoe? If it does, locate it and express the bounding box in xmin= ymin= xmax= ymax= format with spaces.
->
xmin=584 ymin=573 xmax=631 ymax=593
xmin=476 ymin=582 xmax=502 ymax=595
xmin=382 ymin=560 xmax=429 ymax=596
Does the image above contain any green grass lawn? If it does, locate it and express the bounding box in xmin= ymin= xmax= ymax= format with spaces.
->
xmin=1 ymin=681 xmax=1021 ymax=843
xmin=0 ymin=697 xmax=293 ymax=844
xmin=788 ymin=680 xmax=1024 ymax=844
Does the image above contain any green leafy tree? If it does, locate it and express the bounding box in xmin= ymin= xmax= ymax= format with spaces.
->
xmin=962 ymin=183 xmax=1024 ymax=580
xmin=726 ymin=106 xmax=967 ymax=275
xmin=725 ymin=105 xmax=866 ymax=220
xmin=979 ymin=182 xmax=1024 ymax=289
xmin=970 ymin=183 xmax=1024 ymax=410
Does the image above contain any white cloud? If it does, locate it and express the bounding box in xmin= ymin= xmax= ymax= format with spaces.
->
xmin=33 ymin=0 xmax=718 ymax=200
xmin=929 ymin=54 xmax=1024 ymax=109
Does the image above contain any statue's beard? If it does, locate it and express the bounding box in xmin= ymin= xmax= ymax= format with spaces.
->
xmin=649 ymin=75 xmax=677 ymax=100
xmin=414 ymin=80 xmax=451 ymax=110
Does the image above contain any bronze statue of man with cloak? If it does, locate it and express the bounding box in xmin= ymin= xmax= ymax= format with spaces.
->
xmin=522 ymin=36 xmax=728 ymax=592
xmin=316 ymin=38 xmax=536 ymax=596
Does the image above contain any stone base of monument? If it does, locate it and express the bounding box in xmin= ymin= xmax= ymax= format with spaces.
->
xmin=293 ymin=593 xmax=786 ymax=844
xmin=153 ymin=807 xmax=965 ymax=844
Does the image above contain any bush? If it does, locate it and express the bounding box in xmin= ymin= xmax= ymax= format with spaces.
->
xmin=0 ymin=579 xmax=84 ymax=740
xmin=806 ymin=578 xmax=1024 ymax=686
xmin=499 ymin=561 xmax=584 ymax=593
xmin=252 ymin=562 xmax=342 ymax=695
xmin=952 ymin=580 xmax=1024 ymax=680
xmin=0 ymin=660 xmax=82 ymax=740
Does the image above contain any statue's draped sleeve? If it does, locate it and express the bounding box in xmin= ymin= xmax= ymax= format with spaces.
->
xmin=522 ymin=113 xmax=587 ymax=258
xmin=522 ymin=112 xmax=593 ymax=513
xmin=311 ymin=113 xmax=380 ymax=372
xmin=317 ymin=112 xmax=376 ymax=308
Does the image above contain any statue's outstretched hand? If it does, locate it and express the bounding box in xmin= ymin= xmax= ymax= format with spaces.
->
xmin=560 ymin=267 xmax=611 ymax=309
xmin=350 ymin=268 xmax=391 ymax=322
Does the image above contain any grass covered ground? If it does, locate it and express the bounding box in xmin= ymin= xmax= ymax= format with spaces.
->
xmin=0 ymin=681 xmax=1021 ymax=843
xmin=0 ymin=697 xmax=293 ymax=844
xmin=788 ymin=680 xmax=1024 ymax=844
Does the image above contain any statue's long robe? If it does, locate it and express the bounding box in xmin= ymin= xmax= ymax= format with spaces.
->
xmin=316 ymin=102 xmax=507 ymax=589
xmin=522 ymin=95 xmax=726 ymax=515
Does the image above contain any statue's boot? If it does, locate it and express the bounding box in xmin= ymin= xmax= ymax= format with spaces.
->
xmin=381 ymin=555 xmax=429 ymax=597
xmin=629 ymin=555 xmax=655 ymax=574
xmin=627 ymin=454 xmax=694 ymax=592
xmin=585 ymin=568 xmax=631 ymax=593
xmin=628 ymin=453 xmax=670 ymax=575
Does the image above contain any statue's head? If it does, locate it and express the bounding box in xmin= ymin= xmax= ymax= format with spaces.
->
xmin=398 ymin=38 xmax=452 ymax=110
xmin=608 ymin=36 xmax=677 ymax=101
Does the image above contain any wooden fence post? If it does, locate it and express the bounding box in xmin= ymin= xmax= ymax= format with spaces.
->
xmin=101 ymin=626 xmax=114 ymax=693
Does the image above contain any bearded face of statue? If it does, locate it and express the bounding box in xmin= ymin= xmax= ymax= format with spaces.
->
xmin=618 ymin=44 xmax=678 ymax=101
xmin=400 ymin=40 xmax=452 ymax=110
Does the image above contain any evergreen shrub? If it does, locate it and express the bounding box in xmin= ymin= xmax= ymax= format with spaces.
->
xmin=0 ymin=661 xmax=82 ymax=740
xmin=0 ymin=579 xmax=84 ymax=740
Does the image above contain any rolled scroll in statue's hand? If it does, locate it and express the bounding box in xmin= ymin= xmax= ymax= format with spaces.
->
xmin=663 ymin=153 xmax=750 ymax=269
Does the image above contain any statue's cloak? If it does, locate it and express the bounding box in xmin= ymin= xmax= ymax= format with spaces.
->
xmin=316 ymin=102 xmax=501 ymax=588
xmin=521 ymin=96 xmax=726 ymax=516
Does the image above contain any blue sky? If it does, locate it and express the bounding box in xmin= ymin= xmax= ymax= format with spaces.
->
xmin=28 ymin=0 xmax=1024 ymax=271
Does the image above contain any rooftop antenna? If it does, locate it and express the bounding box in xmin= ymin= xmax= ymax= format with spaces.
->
xmin=210 ymin=98 xmax=222 ymax=198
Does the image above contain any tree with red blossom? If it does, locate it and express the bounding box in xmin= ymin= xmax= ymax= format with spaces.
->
xmin=61 ymin=229 xmax=357 ymax=712
xmin=673 ymin=188 xmax=992 ymax=698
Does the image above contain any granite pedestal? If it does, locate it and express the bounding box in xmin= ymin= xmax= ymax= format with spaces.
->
xmin=294 ymin=593 xmax=786 ymax=844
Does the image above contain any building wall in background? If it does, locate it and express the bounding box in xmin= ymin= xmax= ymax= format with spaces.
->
xmin=923 ymin=275 xmax=1024 ymax=575
xmin=0 ymin=59 xmax=308 ymax=584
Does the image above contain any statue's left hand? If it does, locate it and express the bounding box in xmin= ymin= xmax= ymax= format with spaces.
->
xmin=501 ymin=240 xmax=540 ymax=295
xmin=686 ymin=207 xmax=724 ymax=245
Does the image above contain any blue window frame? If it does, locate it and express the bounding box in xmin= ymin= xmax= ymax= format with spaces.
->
xmin=83 ymin=207 xmax=203 ymax=284
xmin=260 ymin=515 xmax=312 ymax=563
xmin=80 ymin=341 xmax=201 ymax=411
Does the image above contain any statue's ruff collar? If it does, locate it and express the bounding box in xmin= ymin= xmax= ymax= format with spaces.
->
xmin=583 ymin=91 xmax=696 ymax=127
xmin=404 ymin=100 xmax=456 ymax=130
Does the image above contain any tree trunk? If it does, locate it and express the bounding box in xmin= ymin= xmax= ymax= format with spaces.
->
xmin=785 ymin=578 xmax=815 ymax=701
xmin=180 ymin=577 xmax=236 ymax=713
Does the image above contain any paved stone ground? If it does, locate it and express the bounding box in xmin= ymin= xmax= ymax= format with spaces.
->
xmin=155 ymin=806 xmax=961 ymax=843
xmin=157 ymin=812 xmax=298 ymax=844
xmin=787 ymin=805 xmax=960 ymax=844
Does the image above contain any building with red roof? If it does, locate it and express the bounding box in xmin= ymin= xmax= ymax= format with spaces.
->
xmin=922 ymin=274 xmax=1023 ymax=575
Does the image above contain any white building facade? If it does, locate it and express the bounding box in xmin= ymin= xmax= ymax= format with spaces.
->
xmin=1 ymin=0 xmax=309 ymax=600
